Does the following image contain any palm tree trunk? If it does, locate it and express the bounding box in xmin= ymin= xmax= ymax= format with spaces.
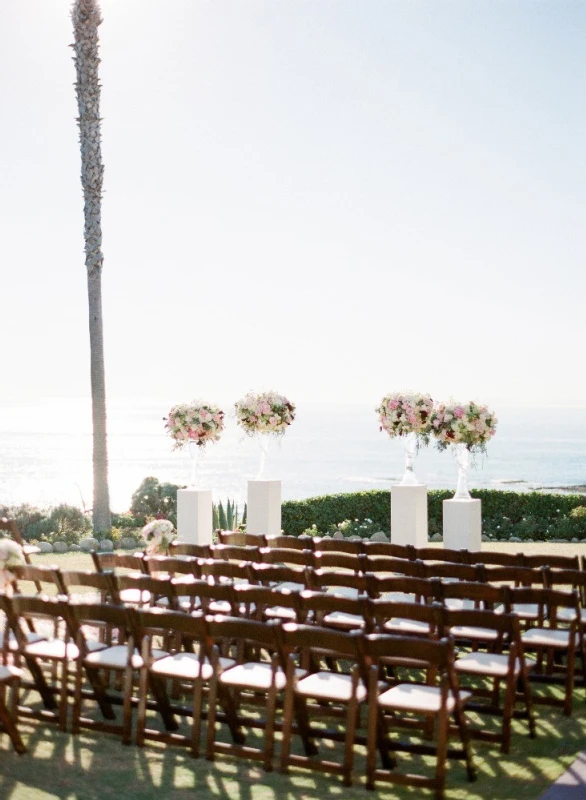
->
xmin=71 ymin=0 xmax=111 ymax=533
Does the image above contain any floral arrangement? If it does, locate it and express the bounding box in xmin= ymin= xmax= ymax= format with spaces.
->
xmin=376 ymin=392 xmax=434 ymax=444
xmin=164 ymin=401 xmax=225 ymax=450
xmin=235 ymin=391 xmax=296 ymax=436
xmin=141 ymin=519 xmax=176 ymax=555
xmin=430 ymin=400 xmax=498 ymax=453
xmin=0 ymin=538 xmax=25 ymax=572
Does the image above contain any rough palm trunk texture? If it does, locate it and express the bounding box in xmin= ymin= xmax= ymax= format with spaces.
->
xmin=71 ymin=0 xmax=111 ymax=533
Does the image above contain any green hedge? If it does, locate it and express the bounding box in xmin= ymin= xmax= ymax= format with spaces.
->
xmin=281 ymin=489 xmax=586 ymax=541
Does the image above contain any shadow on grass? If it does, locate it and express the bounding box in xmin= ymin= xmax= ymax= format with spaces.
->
xmin=0 ymin=686 xmax=585 ymax=800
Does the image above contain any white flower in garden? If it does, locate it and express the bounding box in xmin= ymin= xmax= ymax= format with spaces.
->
xmin=141 ymin=519 xmax=176 ymax=555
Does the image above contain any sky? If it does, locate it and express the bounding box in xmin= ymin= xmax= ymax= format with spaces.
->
xmin=1 ymin=0 xmax=585 ymax=412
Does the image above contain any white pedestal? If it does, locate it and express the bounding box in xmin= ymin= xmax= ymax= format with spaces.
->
xmin=443 ymin=499 xmax=482 ymax=551
xmin=391 ymin=485 xmax=428 ymax=548
xmin=176 ymin=488 xmax=213 ymax=546
xmin=247 ymin=480 xmax=281 ymax=537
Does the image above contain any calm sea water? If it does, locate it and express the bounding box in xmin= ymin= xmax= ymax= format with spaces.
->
xmin=1 ymin=400 xmax=585 ymax=513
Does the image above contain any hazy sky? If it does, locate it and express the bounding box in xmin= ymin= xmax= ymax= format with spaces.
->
xmin=1 ymin=0 xmax=585 ymax=410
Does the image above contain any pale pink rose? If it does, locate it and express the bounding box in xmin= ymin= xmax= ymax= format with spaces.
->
xmin=454 ymin=406 xmax=465 ymax=419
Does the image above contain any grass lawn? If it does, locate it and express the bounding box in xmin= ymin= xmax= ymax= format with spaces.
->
xmin=1 ymin=543 xmax=583 ymax=800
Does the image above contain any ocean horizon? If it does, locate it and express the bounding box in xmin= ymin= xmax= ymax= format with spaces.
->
xmin=1 ymin=399 xmax=585 ymax=514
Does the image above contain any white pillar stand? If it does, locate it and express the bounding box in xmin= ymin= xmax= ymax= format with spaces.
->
xmin=177 ymin=488 xmax=213 ymax=546
xmin=390 ymin=485 xmax=428 ymax=548
xmin=443 ymin=499 xmax=482 ymax=551
xmin=247 ymin=480 xmax=281 ymax=537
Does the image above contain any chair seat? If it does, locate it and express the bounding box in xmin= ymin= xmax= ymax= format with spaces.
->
xmin=119 ymin=588 xmax=151 ymax=605
xmin=208 ymin=600 xmax=232 ymax=614
xmin=296 ymin=670 xmax=367 ymax=703
xmin=384 ymin=618 xmax=430 ymax=635
xmin=322 ymin=611 xmax=365 ymax=630
xmin=450 ymin=624 xmax=499 ymax=642
xmin=496 ymin=603 xmax=540 ymax=620
xmin=265 ymin=605 xmax=297 ymax=621
xmin=455 ymin=651 xmax=535 ymax=677
xmin=220 ymin=662 xmax=306 ymax=692
xmin=379 ymin=592 xmax=416 ymax=604
xmin=25 ymin=638 xmax=107 ymax=660
xmin=85 ymin=645 xmax=168 ymax=669
xmin=444 ymin=598 xmax=477 ymax=611
xmin=522 ymin=628 xmax=572 ymax=649
xmin=151 ymin=652 xmax=235 ymax=681
xmin=0 ymin=664 xmax=22 ymax=682
xmin=325 ymin=586 xmax=359 ymax=600
xmin=557 ymin=607 xmax=586 ymax=623
xmin=378 ymin=683 xmax=471 ymax=713
xmin=0 ymin=630 xmax=45 ymax=652
xmin=273 ymin=582 xmax=305 ymax=593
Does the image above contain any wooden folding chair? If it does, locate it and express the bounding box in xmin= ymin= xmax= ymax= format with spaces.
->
xmin=265 ymin=534 xmax=315 ymax=551
xmin=8 ymin=594 xmax=99 ymax=731
xmin=468 ymin=550 xmax=523 ymax=568
xmin=206 ymin=616 xmax=292 ymax=771
xmin=213 ymin=544 xmax=262 ymax=564
xmin=56 ymin=569 xmax=118 ymax=604
xmin=436 ymin=605 xmax=536 ymax=752
xmin=259 ymin=547 xmax=313 ymax=569
xmin=217 ymin=531 xmax=268 ymax=547
xmin=307 ymin=568 xmax=367 ymax=599
xmin=364 ymin=556 xmax=425 ymax=578
xmin=416 ymin=547 xmax=469 ymax=565
xmin=135 ymin=607 xmax=243 ymax=755
xmin=423 ymin=562 xmax=485 ymax=584
xmin=232 ymin=584 xmax=303 ymax=623
xmin=363 ymin=634 xmax=476 ymax=797
xmin=505 ymin=587 xmax=585 ymax=715
xmin=171 ymin=542 xmax=211 ymax=559
xmin=312 ymin=537 xmax=365 ymax=555
xmin=486 ymin=566 xmax=548 ymax=623
xmin=10 ymin=564 xmax=62 ymax=597
xmin=92 ymin=552 xmax=150 ymax=606
xmin=279 ymin=623 xmax=366 ymax=785
xmin=0 ymin=596 xmax=26 ymax=754
xmin=366 ymin=574 xmax=438 ymax=604
xmin=249 ymin=563 xmax=310 ymax=593
xmin=362 ymin=541 xmax=414 ymax=560
xmin=523 ymin=553 xmax=581 ymax=571
xmin=71 ymin=602 xmax=176 ymax=743
xmin=368 ymin=599 xmax=439 ymax=640
xmin=312 ymin=551 xmax=367 ymax=574
xmin=299 ymin=590 xmax=369 ymax=632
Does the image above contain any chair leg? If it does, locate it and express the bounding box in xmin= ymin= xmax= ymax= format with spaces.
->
xmin=206 ymin=672 xmax=219 ymax=761
xmin=564 ymin=646 xmax=576 ymax=716
xmin=435 ymin=709 xmax=448 ymax=800
xmin=136 ymin=666 xmax=148 ymax=748
xmin=264 ymin=681 xmax=278 ymax=772
xmin=0 ymin=693 xmax=26 ymax=755
xmin=342 ymin=683 xmax=359 ymax=787
xmin=501 ymin=674 xmax=516 ymax=754
xmin=452 ymin=701 xmax=476 ymax=782
xmin=122 ymin=666 xmax=134 ymax=745
xmin=59 ymin=658 xmax=69 ymax=732
xmin=279 ymin=681 xmax=295 ymax=774
xmin=190 ymin=674 xmax=204 ymax=759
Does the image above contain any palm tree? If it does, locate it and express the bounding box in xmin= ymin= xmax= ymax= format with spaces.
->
xmin=71 ymin=0 xmax=111 ymax=533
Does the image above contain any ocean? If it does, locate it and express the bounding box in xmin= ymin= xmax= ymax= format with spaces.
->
xmin=1 ymin=399 xmax=585 ymax=514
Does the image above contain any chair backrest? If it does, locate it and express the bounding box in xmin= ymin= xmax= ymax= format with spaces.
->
xmin=92 ymin=552 xmax=147 ymax=574
xmin=424 ymin=561 xmax=485 ymax=583
xmin=10 ymin=564 xmax=61 ymax=595
xmin=171 ymin=542 xmax=211 ymax=559
xmin=436 ymin=579 xmax=505 ymax=610
xmin=132 ymin=606 xmax=207 ymax=645
xmin=367 ymin=598 xmax=440 ymax=633
xmin=484 ymin=565 xmax=547 ymax=588
xmin=71 ymin=601 xmax=135 ymax=635
xmin=9 ymin=594 xmax=74 ymax=643
xmin=364 ymin=556 xmax=425 ymax=578
xmin=308 ymin=568 xmax=367 ymax=596
xmin=312 ymin=551 xmax=366 ymax=573
xmin=259 ymin=547 xmax=313 ymax=568
xmin=544 ymin=568 xmax=586 ymax=604
xmin=206 ymin=614 xmax=281 ymax=652
xmin=365 ymin=573 xmax=438 ymax=602
xmin=312 ymin=537 xmax=365 ymax=555
xmin=217 ymin=531 xmax=267 ymax=547
xmin=363 ymin=632 xmax=451 ymax=668
xmin=523 ymin=553 xmax=581 ymax=571
xmin=265 ymin=534 xmax=315 ymax=551
xmin=198 ymin=559 xmax=252 ymax=583
xmin=416 ymin=547 xmax=469 ymax=564
xmin=436 ymin=605 xmax=518 ymax=642
xmin=249 ymin=563 xmax=309 ymax=590
xmin=467 ymin=550 xmax=523 ymax=567
xmin=299 ymin=590 xmax=368 ymax=629
xmin=505 ymin=586 xmax=580 ymax=626
xmin=279 ymin=621 xmax=363 ymax=660
xmin=362 ymin=541 xmax=414 ymax=559
xmin=113 ymin=573 xmax=177 ymax=608
xmin=212 ymin=544 xmax=262 ymax=563
xmin=173 ymin=578 xmax=236 ymax=614
xmin=232 ymin=583 xmax=302 ymax=621
xmin=144 ymin=555 xmax=200 ymax=579
xmin=56 ymin=569 xmax=118 ymax=603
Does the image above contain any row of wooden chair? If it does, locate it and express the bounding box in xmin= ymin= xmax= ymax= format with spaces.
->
xmin=214 ymin=531 xmax=585 ymax=571
xmin=0 ymin=590 xmax=479 ymax=796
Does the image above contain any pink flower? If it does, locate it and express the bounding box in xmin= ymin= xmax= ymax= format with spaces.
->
xmin=454 ymin=406 xmax=465 ymax=419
